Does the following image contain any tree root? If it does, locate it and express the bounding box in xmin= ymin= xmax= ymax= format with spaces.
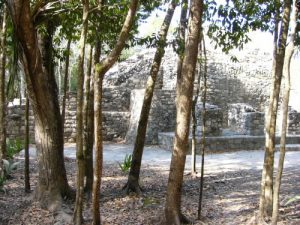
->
xmin=164 ymin=213 xmax=192 ymax=225
xmin=180 ymin=213 xmax=192 ymax=224
xmin=122 ymin=181 xmax=144 ymax=195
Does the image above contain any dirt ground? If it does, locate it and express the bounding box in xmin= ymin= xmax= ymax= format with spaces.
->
xmin=0 ymin=156 xmax=299 ymax=225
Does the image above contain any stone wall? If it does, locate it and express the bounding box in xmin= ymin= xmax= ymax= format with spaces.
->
xmin=104 ymin=50 xmax=164 ymax=89
xmin=194 ymin=103 xmax=223 ymax=136
xmin=288 ymin=110 xmax=300 ymax=135
xmin=228 ymin=104 xmax=265 ymax=135
xmin=125 ymin=89 xmax=176 ymax=144
xmin=104 ymin=48 xmax=275 ymax=126
xmin=63 ymin=90 xmax=131 ymax=142
xmin=158 ymin=132 xmax=300 ymax=153
xmin=5 ymin=46 xmax=300 ymax=144
xmin=7 ymin=87 xmax=131 ymax=143
xmin=6 ymin=104 xmax=35 ymax=142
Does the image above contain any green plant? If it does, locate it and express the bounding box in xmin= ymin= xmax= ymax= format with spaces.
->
xmin=285 ymin=195 xmax=300 ymax=206
xmin=6 ymin=138 xmax=24 ymax=160
xmin=3 ymin=159 xmax=21 ymax=178
xmin=118 ymin=154 xmax=132 ymax=173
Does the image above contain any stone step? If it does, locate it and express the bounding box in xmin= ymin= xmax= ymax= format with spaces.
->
xmin=158 ymin=132 xmax=300 ymax=154
xmin=275 ymin=144 xmax=300 ymax=152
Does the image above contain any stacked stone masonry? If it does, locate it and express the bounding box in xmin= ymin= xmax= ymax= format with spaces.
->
xmin=5 ymin=47 xmax=300 ymax=146
xmin=228 ymin=103 xmax=265 ymax=136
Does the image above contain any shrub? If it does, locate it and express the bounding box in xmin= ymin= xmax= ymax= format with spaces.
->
xmin=3 ymin=159 xmax=21 ymax=179
xmin=118 ymin=154 xmax=132 ymax=173
xmin=6 ymin=138 xmax=24 ymax=160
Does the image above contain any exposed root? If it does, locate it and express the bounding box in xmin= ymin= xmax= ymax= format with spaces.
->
xmin=180 ymin=213 xmax=192 ymax=224
xmin=122 ymin=181 xmax=144 ymax=195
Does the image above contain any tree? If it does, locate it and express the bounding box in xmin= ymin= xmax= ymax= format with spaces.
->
xmin=164 ymin=0 xmax=203 ymax=223
xmin=74 ymin=0 xmax=89 ymax=223
xmin=198 ymin=35 xmax=207 ymax=220
xmin=190 ymin=34 xmax=203 ymax=176
xmin=61 ymin=39 xmax=71 ymax=136
xmin=83 ymin=45 xmax=94 ymax=194
xmin=175 ymin=0 xmax=188 ymax=90
xmin=6 ymin=0 xmax=71 ymax=208
xmin=124 ymin=0 xmax=177 ymax=195
xmin=259 ymin=0 xmax=292 ymax=220
xmin=0 ymin=4 xmax=7 ymax=177
xmin=271 ymin=1 xmax=299 ymax=224
xmin=92 ymin=0 xmax=140 ymax=223
xmin=24 ymin=92 xmax=30 ymax=193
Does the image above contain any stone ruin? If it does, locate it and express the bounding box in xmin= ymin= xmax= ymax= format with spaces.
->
xmin=228 ymin=103 xmax=265 ymax=136
xmin=5 ymin=47 xmax=300 ymax=152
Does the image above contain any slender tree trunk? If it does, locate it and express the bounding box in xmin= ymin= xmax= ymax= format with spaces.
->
xmin=7 ymin=0 xmax=71 ymax=208
xmin=198 ymin=36 xmax=207 ymax=219
xmin=176 ymin=0 xmax=188 ymax=91
xmin=24 ymin=93 xmax=30 ymax=193
xmin=271 ymin=2 xmax=298 ymax=224
xmin=74 ymin=0 xmax=89 ymax=224
xmin=58 ymin=60 xmax=62 ymax=95
xmin=259 ymin=11 xmax=279 ymax=220
xmin=92 ymin=44 xmax=103 ymax=225
xmin=124 ymin=0 xmax=177 ymax=195
xmin=259 ymin=0 xmax=292 ymax=219
xmin=83 ymin=46 xmax=94 ymax=194
xmin=61 ymin=39 xmax=71 ymax=137
xmin=92 ymin=1 xmax=139 ymax=223
xmin=191 ymin=33 xmax=203 ymax=176
xmin=0 ymin=6 xmax=7 ymax=176
xmin=165 ymin=0 xmax=203 ymax=224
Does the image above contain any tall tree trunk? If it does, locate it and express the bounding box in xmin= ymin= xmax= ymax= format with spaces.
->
xmin=191 ymin=33 xmax=203 ymax=176
xmin=74 ymin=0 xmax=89 ymax=224
xmin=176 ymin=0 xmax=188 ymax=91
xmin=24 ymin=93 xmax=30 ymax=193
xmin=83 ymin=46 xmax=94 ymax=195
xmin=0 ymin=6 xmax=7 ymax=176
xmin=92 ymin=0 xmax=139 ymax=223
xmin=61 ymin=39 xmax=71 ymax=137
xmin=124 ymin=0 xmax=177 ymax=195
xmin=259 ymin=10 xmax=280 ymax=220
xmin=165 ymin=0 xmax=203 ymax=224
xmin=198 ymin=35 xmax=207 ymax=219
xmin=58 ymin=60 xmax=62 ymax=95
xmin=6 ymin=0 xmax=71 ymax=209
xmin=259 ymin=0 xmax=292 ymax=219
xmin=92 ymin=41 xmax=103 ymax=225
xmin=271 ymin=2 xmax=298 ymax=224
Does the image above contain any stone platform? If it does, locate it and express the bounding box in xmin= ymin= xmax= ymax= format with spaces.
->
xmin=158 ymin=132 xmax=300 ymax=153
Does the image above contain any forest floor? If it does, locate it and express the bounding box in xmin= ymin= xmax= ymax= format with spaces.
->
xmin=0 ymin=144 xmax=300 ymax=225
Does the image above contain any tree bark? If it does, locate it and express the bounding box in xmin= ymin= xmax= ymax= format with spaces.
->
xmin=124 ymin=0 xmax=177 ymax=195
xmin=176 ymin=0 xmax=188 ymax=91
xmin=24 ymin=93 xmax=30 ymax=193
xmin=61 ymin=39 xmax=71 ymax=137
xmin=259 ymin=0 xmax=292 ymax=219
xmin=74 ymin=0 xmax=89 ymax=223
xmin=198 ymin=35 xmax=207 ymax=220
xmin=6 ymin=0 xmax=71 ymax=209
xmin=0 ymin=6 xmax=7 ymax=176
xmin=191 ymin=33 xmax=203 ymax=176
xmin=92 ymin=0 xmax=139 ymax=223
xmin=165 ymin=0 xmax=203 ymax=223
xmin=92 ymin=42 xmax=103 ymax=225
xmin=83 ymin=46 xmax=94 ymax=194
xmin=271 ymin=1 xmax=298 ymax=224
